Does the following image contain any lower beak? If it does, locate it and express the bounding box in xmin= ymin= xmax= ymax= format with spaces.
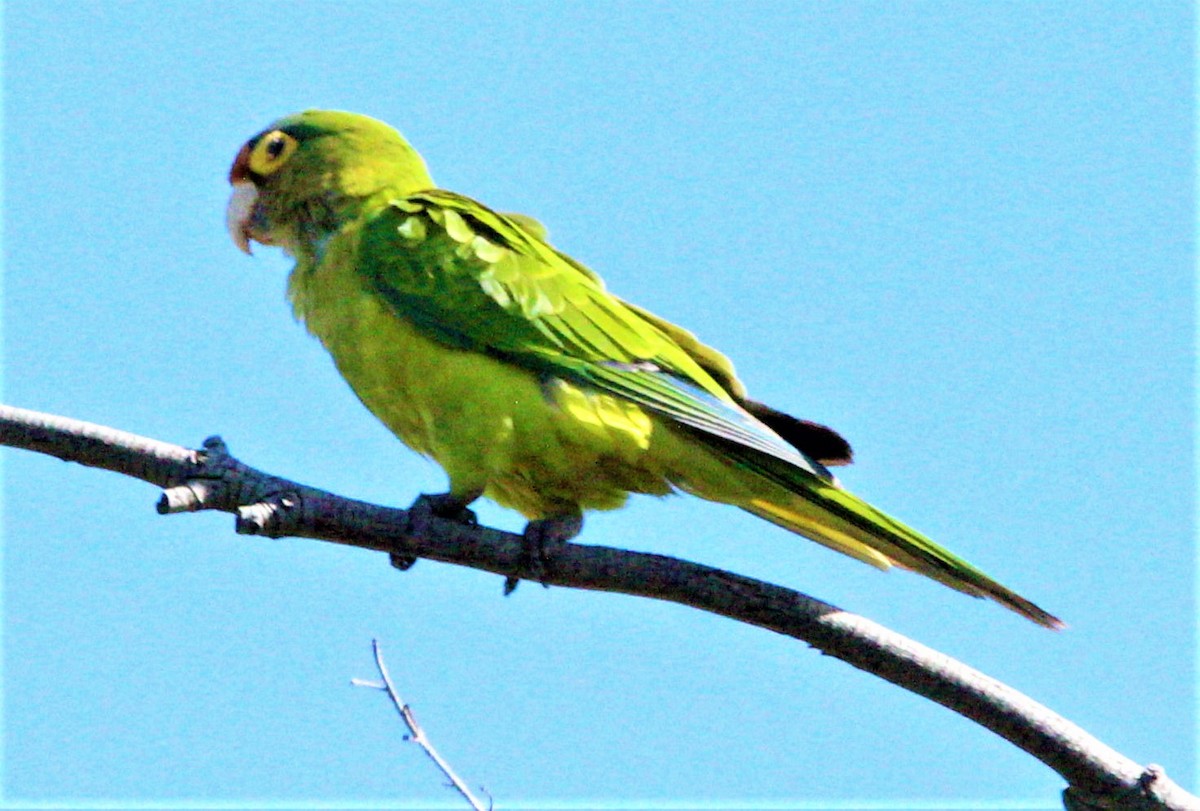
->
xmin=226 ymin=181 xmax=258 ymax=255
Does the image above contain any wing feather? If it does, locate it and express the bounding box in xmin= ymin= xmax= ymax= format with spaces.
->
xmin=358 ymin=191 xmax=829 ymax=479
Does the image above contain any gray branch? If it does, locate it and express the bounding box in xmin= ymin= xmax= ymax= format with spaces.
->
xmin=1 ymin=403 xmax=1193 ymax=811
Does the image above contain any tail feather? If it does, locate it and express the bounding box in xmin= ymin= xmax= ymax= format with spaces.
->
xmin=745 ymin=486 xmax=1064 ymax=630
xmin=745 ymin=498 xmax=895 ymax=570
xmin=679 ymin=417 xmax=1063 ymax=629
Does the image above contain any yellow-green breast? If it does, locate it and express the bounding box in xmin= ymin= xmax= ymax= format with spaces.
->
xmin=287 ymin=222 xmax=689 ymax=519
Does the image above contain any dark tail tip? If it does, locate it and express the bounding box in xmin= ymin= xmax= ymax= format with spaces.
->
xmin=1002 ymin=593 xmax=1065 ymax=630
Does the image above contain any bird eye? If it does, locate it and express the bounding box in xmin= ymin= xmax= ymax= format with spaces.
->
xmin=247 ymin=130 xmax=298 ymax=176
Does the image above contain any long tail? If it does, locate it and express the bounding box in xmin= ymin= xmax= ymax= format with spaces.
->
xmin=742 ymin=480 xmax=1063 ymax=629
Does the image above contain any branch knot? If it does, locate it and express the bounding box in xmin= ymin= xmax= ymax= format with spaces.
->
xmin=237 ymin=490 xmax=304 ymax=538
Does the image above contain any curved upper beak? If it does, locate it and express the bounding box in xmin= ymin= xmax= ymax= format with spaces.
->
xmin=226 ymin=143 xmax=256 ymax=255
xmin=226 ymin=182 xmax=257 ymax=255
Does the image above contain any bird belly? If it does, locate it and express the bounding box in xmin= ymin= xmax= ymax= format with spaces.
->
xmin=293 ymin=272 xmax=676 ymax=518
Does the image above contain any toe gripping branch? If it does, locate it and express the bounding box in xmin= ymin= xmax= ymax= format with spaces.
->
xmin=394 ymin=492 xmax=481 ymax=570
xmin=504 ymin=512 xmax=584 ymax=595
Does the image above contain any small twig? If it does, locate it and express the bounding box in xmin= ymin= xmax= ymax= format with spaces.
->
xmin=354 ymin=639 xmax=488 ymax=811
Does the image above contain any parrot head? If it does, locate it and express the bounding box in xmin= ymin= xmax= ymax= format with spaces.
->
xmin=226 ymin=109 xmax=433 ymax=257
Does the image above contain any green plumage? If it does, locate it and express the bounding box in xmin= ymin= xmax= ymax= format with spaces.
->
xmin=227 ymin=109 xmax=1061 ymax=628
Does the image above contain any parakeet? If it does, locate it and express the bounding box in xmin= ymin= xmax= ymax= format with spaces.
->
xmin=226 ymin=109 xmax=1061 ymax=628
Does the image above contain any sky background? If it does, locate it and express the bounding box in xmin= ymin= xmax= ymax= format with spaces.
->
xmin=1 ymin=2 xmax=1194 ymax=809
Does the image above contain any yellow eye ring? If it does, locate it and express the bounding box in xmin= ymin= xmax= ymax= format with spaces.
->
xmin=247 ymin=130 xmax=298 ymax=176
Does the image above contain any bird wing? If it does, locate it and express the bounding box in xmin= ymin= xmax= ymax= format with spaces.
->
xmin=356 ymin=190 xmax=830 ymax=479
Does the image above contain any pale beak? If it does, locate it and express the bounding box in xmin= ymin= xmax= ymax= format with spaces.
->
xmin=226 ymin=180 xmax=258 ymax=255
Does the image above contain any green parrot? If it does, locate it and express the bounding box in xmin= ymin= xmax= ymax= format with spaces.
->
xmin=226 ymin=109 xmax=1061 ymax=629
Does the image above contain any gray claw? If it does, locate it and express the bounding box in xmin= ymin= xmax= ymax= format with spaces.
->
xmin=396 ymin=491 xmax=482 ymax=571
xmin=504 ymin=512 xmax=583 ymax=594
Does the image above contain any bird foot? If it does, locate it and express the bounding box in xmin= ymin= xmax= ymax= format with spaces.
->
xmin=504 ymin=512 xmax=583 ymax=594
xmin=392 ymin=491 xmax=480 ymax=570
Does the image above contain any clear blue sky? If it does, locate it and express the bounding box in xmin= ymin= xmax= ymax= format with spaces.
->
xmin=2 ymin=2 xmax=1193 ymax=808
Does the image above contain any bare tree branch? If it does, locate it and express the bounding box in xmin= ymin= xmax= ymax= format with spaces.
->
xmin=2 ymin=403 xmax=1194 ymax=811
xmin=353 ymin=639 xmax=489 ymax=811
